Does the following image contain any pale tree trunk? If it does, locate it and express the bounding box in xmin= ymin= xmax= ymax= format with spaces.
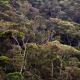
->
xmin=20 ymin=43 xmax=27 ymax=74
xmin=60 ymin=56 xmax=63 ymax=80
xmin=12 ymin=33 xmax=27 ymax=74
xmin=12 ymin=33 xmax=22 ymax=54
xmin=51 ymin=61 xmax=54 ymax=80
xmin=20 ymin=35 xmax=28 ymax=74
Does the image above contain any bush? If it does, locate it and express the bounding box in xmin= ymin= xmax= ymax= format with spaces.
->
xmin=6 ymin=72 xmax=24 ymax=80
xmin=0 ymin=56 xmax=9 ymax=63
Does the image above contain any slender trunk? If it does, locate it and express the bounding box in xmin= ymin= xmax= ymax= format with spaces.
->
xmin=20 ymin=48 xmax=26 ymax=74
xmin=12 ymin=33 xmax=22 ymax=55
xmin=20 ymin=39 xmax=27 ymax=74
xmin=12 ymin=33 xmax=27 ymax=74
xmin=60 ymin=57 xmax=62 ymax=80
xmin=51 ymin=61 xmax=54 ymax=80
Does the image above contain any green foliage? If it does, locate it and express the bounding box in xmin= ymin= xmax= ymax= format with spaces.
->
xmin=0 ymin=30 xmax=24 ymax=38
xmin=32 ymin=74 xmax=42 ymax=80
xmin=0 ymin=0 xmax=10 ymax=11
xmin=0 ymin=0 xmax=80 ymax=80
xmin=0 ymin=56 xmax=9 ymax=63
xmin=0 ymin=0 xmax=10 ymax=5
xmin=0 ymin=21 xmax=16 ymax=27
xmin=10 ymin=45 xmax=24 ymax=70
xmin=50 ymin=18 xmax=79 ymax=34
xmin=6 ymin=72 xmax=24 ymax=80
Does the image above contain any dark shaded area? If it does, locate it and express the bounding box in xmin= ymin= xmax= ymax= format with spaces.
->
xmin=60 ymin=34 xmax=79 ymax=46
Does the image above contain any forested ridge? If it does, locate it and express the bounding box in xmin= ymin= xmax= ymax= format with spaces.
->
xmin=0 ymin=0 xmax=80 ymax=80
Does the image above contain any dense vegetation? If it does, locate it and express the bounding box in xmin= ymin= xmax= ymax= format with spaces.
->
xmin=0 ymin=0 xmax=80 ymax=80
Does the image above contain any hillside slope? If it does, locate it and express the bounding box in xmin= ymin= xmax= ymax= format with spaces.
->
xmin=0 ymin=0 xmax=80 ymax=80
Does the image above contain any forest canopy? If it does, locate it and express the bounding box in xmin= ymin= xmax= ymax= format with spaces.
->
xmin=0 ymin=0 xmax=80 ymax=80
